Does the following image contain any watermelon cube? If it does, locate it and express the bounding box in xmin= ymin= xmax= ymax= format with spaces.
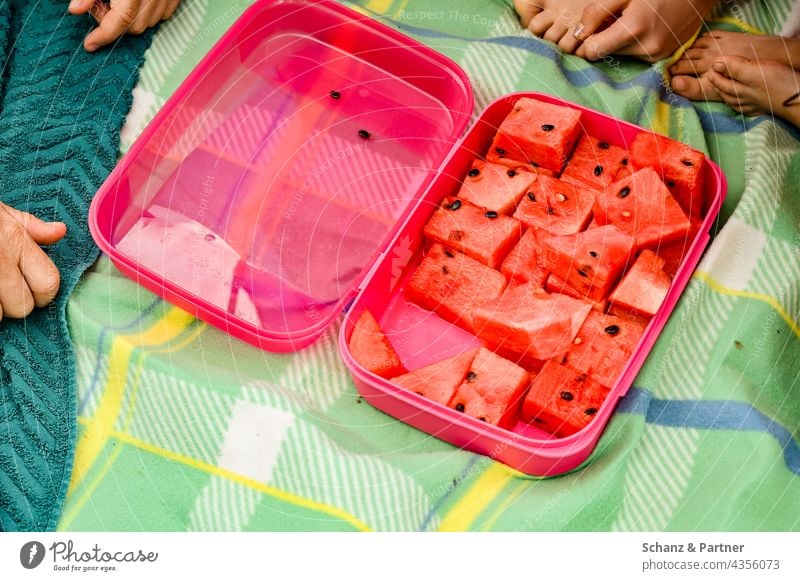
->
xmin=391 ymin=349 xmax=479 ymax=406
xmin=655 ymin=218 xmax=702 ymax=276
xmin=486 ymin=97 xmax=582 ymax=173
xmin=593 ymin=168 xmax=692 ymax=251
xmin=500 ymin=229 xmax=549 ymax=287
xmin=492 ymin=156 xmax=558 ymax=178
xmin=456 ymin=159 xmax=537 ymax=215
xmin=521 ymin=360 xmax=609 ymax=437
xmin=562 ymin=311 xmax=645 ymax=388
xmin=448 ymin=348 xmax=530 ymax=429
xmin=545 ymin=273 xmax=607 ymax=312
xmin=405 ymin=244 xmax=507 ymax=331
xmin=512 ymin=175 xmax=595 ymax=236
xmin=609 ymin=249 xmax=672 ymax=318
xmin=424 ymin=197 xmax=523 ymax=268
xmin=542 ymin=224 xmax=635 ymax=302
xmin=472 ymin=283 xmax=592 ymax=360
xmin=561 ymin=135 xmax=630 ymax=191
xmin=631 ymin=131 xmax=706 ymax=218
xmin=348 ymin=310 xmax=406 ymax=379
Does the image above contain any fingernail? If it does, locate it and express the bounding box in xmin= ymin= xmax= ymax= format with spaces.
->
xmin=69 ymin=0 xmax=83 ymax=9
xmin=672 ymin=78 xmax=686 ymax=91
xmin=573 ymin=23 xmax=585 ymax=40
xmin=712 ymin=62 xmax=725 ymax=72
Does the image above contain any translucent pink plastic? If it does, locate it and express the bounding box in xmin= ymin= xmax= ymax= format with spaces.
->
xmin=339 ymin=92 xmax=726 ymax=476
xmin=88 ymin=0 xmax=473 ymax=352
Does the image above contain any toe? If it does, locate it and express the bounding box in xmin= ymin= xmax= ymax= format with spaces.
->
xmin=671 ymin=74 xmax=723 ymax=102
xmin=711 ymin=55 xmax=753 ymax=80
xmin=515 ymin=0 xmax=542 ymax=27
xmin=543 ymin=21 xmax=569 ymax=45
xmin=708 ymin=70 xmax=742 ymax=99
xmin=669 ymin=58 xmax=704 ymax=76
xmin=558 ymin=27 xmax=583 ymax=54
xmin=528 ymin=10 xmax=555 ymax=37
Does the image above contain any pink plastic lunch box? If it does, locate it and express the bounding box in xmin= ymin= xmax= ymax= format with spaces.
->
xmin=88 ymin=0 xmax=726 ymax=476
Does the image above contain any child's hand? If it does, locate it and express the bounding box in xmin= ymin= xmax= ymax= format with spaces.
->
xmin=574 ymin=0 xmax=717 ymax=63
xmin=68 ymin=0 xmax=181 ymax=52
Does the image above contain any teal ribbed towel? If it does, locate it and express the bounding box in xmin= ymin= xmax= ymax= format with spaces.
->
xmin=0 ymin=0 xmax=151 ymax=531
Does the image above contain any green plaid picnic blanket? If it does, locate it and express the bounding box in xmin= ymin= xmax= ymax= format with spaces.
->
xmin=59 ymin=0 xmax=800 ymax=531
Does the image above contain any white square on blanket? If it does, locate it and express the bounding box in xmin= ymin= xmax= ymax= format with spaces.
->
xmin=698 ymin=217 xmax=766 ymax=290
xmin=217 ymin=401 xmax=294 ymax=483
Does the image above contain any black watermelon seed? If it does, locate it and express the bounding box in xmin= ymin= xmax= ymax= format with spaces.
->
xmin=358 ymin=129 xmax=371 ymax=139
xmin=546 ymin=206 xmax=555 ymax=215
xmin=618 ymin=186 xmax=631 ymax=198
xmin=577 ymin=373 xmax=588 ymax=382
xmin=681 ymin=159 xmax=694 ymax=166
xmin=589 ymin=251 xmax=598 ymax=258
xmin=527 ymin=192 xmax=536 ymax=202
xmin=594 ymin=165 xmax=603 ymax=176
xmin=468 ymin=168 xmax=480 ymax=177
xmin=667 ymin=180 xmax=676 ymax=188
xmin=330 ymin=90 xmax=341 ymax=99
xmin=604 ymin=325 xmax=620 ymax=336
xmin=507 ymin=169 xmax=517 ymax=177
xmin=416 ymin=391 xmax=424 ymax=396
xmin=533 ymin=418 xmax=544 ymax=424
xmin=585 ymin=407 xmax=598 ymax=416
xmin=479 ymin=417 xmax=487 ymax=422
xmin=577 ymin=268 xmax=588 ymax=277
xmin=448 ymin=200 xmax=462 ymax=211
xmin=449 ymin=230 xmax=464 ymax=241
xmin=485 ymin=211 xmax=498 ymax=219
xmin=444 ymin=248 xmax=455 ymax=258
xmin=598 ymin=141 xmax=610 ymax=149
xmin=455 ymin=403 xmax=465 ymax=412
xmin=530 ymin=160 xmax=540 ymax=167
xmin=466 ymin=371 xmax=478 ymax=382
xmin=495 ymin=147 xmax=506 ymax=156
xmin=541 ymin=124 xmax=555 ymax=132
xmin=621 ymin=157 xmax=629 ymax=166
xmin=441 ymin=266 xmax=449 ymax=274
xmin=560 ymin=391 xmax=574 ymax=401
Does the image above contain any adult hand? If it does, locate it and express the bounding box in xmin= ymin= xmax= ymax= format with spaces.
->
xmin=0 ymin=203 xmax=66 ymax=320
xmin=574 ymin=0 xmax=718 ymax=63
xmin=68 ymin=0 xmax=181 ymax=52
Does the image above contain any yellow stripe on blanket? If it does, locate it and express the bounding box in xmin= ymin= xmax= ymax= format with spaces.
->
xmin=68 ymin=307 xmax=198 ymax=496
xmin=437 ymin=463 xmax=518 ymax=531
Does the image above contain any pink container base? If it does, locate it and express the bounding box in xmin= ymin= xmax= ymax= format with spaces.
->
xmin=339 ymin=92 xmax=726 ymax=476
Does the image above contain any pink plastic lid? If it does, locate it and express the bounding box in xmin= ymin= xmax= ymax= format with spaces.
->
xmin=89 ymin=0 xmax=473 ymax=351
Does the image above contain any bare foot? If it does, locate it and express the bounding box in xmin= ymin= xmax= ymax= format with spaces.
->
xmin=707 ymin=56 xmax=800 ymax=127
xmin=514 ymin=0 xmax=591 ymax=54
xmin=669 ymin=31 xmax=800 ymax=77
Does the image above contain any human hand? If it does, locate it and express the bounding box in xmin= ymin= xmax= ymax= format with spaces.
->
xmin=574 ymin=0 xmax=717 ymax=62
xmin=68 ymin=0 xmax=181 ymax=52
xmin=0 ymin=203 xmax=66 ymax=320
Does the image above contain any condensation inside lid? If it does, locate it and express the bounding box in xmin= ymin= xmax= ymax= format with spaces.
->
xmin=109 ymin=0 xmax=471 ymax=339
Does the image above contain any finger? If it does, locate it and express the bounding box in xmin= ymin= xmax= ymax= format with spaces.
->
xmin=127 ymin=0 xmax=156 ymax=34
xmin=84 ymin=0 xmax=141 ymax=51
xmin=579 ymin=19 xmax=639 ymax=61
xmin=0 ymin=237 xmax=36 ymax=318
xmin=543 ymin=21 xmax=570 ymax=45
xmin=708 ymin=70 xmax=740 ymax=96
xmin=0 ymin=204 xmax=67 ymax=246
xmin=671 ymin=74 xmax=723 ymax=102
xmin=528 ymin=10 xmax=555 ymax=37
xmin=558 ymin=26 xmax=583 ymax=54
xmin=18 ymin=235 xmax=61 ymax=308
xmin=68 ymin=0 xmax=95 ymax=15
xmin=514 ymin=0 xmax=543 ymax=27
xmin=163 ymin=0 xmax=180 ymax=20
xmin=575 ymin=0 xmax=627 ymax=41
xmin=147 ymin=0 xmax=166 ymax=27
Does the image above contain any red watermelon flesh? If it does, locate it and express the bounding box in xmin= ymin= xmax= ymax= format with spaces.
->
xmin=561 ymin=135 xmax=630 ymax=191
xmin=406 ymin=244 xmax=507 ymax=331
xmin=545 ymin=273 xmax=607 ymax=312
xmin=424 ymin=197 xmax=523 ymax=268
xmin=391 ymin=349 xmax=479 ymax=406
xmin=448 ymin=348 xmax=530 ymax=429
xmin=486 ymin=97 xmax=582 ymax=173
xmin=492 ymin=156 xmax=558 ymax=178
xmin=593 ymin=168 xmax=691 ymax=251
xmin=655 ymin=218 xmax=702 ymax=276
xmin=609 ymin=249 xmax=671 ymax=318
xmin=542 ymin=224 xmax=634 ymax=302
xmin=521 ymin=360 xmax=609 ymax=437
xmin=348 ymin=310 xmax=407 ymax=379
xmin=456 ymin=159 xmax=537 ymax=215
xmin=472 ymin=282 xmax=592 ymax=360
xmin=500 ymin=229 xmax=549 ymax=287
xmin=512 ymin=175 xmax=595 ymax=236
xmin=631 ymin=131 xmax=706 ymax=219
xmin=562 ymin=311 xmax=645 ymax=388
xmin=606 ymin=306 xmax=652 ymax=328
